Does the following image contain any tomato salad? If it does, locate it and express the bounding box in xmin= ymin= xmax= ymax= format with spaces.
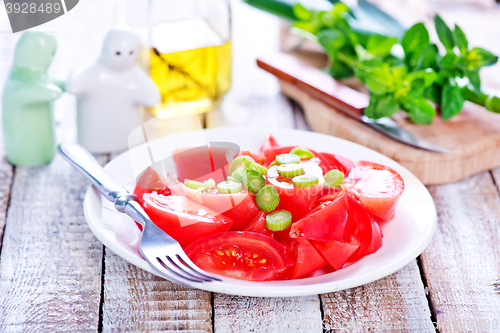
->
xmin=133 ymin=135 xmax=405 ymax=281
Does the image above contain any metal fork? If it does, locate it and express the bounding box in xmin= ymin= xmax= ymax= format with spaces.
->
xmin=58 ymin=143 xmax=221 ymax=285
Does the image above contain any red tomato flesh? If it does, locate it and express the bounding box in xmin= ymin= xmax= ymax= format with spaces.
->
xmin=242 ymin=211 xmax=275 ymax=238
xmin=343 ymin=194 xmax=383 ymax=261
xmin=133 ymin=167 xmax=170 ymax=205
xmin=185 ymin=231 xmax=291 ymax=281
xmin=142 ymin=193 xmax=232 ymax=248
xmin=342 ymin=161 xmax=404 ymax=221
xmin=265 ymin=159 xmax=324 ymax=220
xmin=310 ymin=237 xmax=360 ymax=270
xmin=290 ymin=191 xmax=348 ymax=241
xmin=280 ymin=237 xmax=327 ymax=279
xmin=200 ymin=191 xmax=260 ymax=231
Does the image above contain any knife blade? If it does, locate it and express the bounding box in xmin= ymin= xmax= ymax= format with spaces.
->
xmin=257 ymin=53 xmax=453 ymax=154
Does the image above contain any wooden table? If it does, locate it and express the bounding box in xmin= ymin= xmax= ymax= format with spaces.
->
xmin=1 ymin=0 xmax=500 ymax=332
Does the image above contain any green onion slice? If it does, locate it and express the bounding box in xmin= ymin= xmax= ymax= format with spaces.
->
xmin=269 ymin=160 xmax=277 ymax=167
xmin=243 ymin=159 xmax=268 ymax=175
xmin=229 ymin=155 xmax=254 ymax=175
xmin=256 ymin=185 xmax=279 ymax=212
xmin=276 ymin=153 xmax=301 ymax=165
xmin=204 ymin=178 xmax=216 ymax=189
xmin=231 ymin=167 xmax=245 ymax=183
xmin=292 ymin=174 xmax=319 ymax=188
xmin=290 ymin=147 xmax=315 ymax=159
xmin=324 ymin=169 xmax=344 ymax=188
xmin=244 ymin=169 xmax=266 ymax=193
xmin=266 ymin=210 xmax=292 ymax=231
xmin=226 ymin=176 xmax=238 ymax=182
xmin=184 ymin=179 xmax=208 ymax=191
xmin=217 ymin=181 xmax=242 ymax=194
xmin=277 ymin=164 xmax=304 ymax=177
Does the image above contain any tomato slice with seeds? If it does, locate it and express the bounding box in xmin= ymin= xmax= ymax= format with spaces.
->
xmin=342 ymin=161 xmax=404 ymax=221
xmin=142 ymin=194 xmax=232 ymax=248
xmin=185 ymin=231 xmax=291 ymax=281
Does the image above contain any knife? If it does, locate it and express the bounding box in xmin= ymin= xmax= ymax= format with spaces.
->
xmin=257 ymin=53 xmax=453 ymax=154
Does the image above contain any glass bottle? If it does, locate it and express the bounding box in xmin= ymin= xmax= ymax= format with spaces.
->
xmin=124 ymin=0 xmax=232 ymax=120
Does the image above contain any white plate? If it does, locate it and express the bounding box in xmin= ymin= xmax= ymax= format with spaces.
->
xmin=83 ymin=127 xmax=436 ymax=297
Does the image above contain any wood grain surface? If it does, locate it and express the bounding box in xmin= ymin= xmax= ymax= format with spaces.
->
xmin=421 ymin=172 xmax=500 ymax=332
xmin=102 ymin=249 xmax=212 ymax=332
xmin=0 ymin=153 xmax=105 ymax=332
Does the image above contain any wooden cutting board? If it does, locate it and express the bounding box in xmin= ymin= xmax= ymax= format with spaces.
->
xmin=257 ymin=53 xmax=500 ymax=185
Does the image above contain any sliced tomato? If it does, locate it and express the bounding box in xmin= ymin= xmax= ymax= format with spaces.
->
xmin=279 ymin=237 xmax=326 ymax=279
xmin=265 ymin=160 xmax=324 ymax=220
xmin=201 ymin=191 xmax=260 ymax=231
xmin=185 ymin=231 xmax=291 ymax=281
xmin=343 ymin=194 xmax=383 ymax=261
xmin=239 ymin=150 xmax=266 ymax=165
xmin=310 ymin=237 xmax=360 ymax=270
xmin=290 ymin=191 xmax=348 ymax=241
xmin=172 ymin=145 xmax=239 ymax=184
xmin=142 ymin=194 xmax=232 ymax=248
xmin=342 ymin=161 xmax=404 ymax=221
xmin=242 ymin=211 xmax=275 ymax=238
xmin=318 ymin=152 xmax=354 ymax=176
xmin=133 ymin=167 xmax=170 ymax=205
xmin=259 ymin=134 xmax=281 ymax=154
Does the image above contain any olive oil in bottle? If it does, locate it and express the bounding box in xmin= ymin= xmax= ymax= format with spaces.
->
xmin=147 ymin=19 xmax=232 ymax=118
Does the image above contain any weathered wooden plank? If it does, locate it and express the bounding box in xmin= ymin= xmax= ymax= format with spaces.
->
xmin=102 ymin=249 xmax=212 ymax=332
xmin=321 ymin=261 xmax=434 ymax=333
xmin=214 ymin=295 xmax=322 ymax=333
xmin=420 ymin=172 xmax=500 ymax=332
xmin=0 ymin=153 xmax=105 ymax=332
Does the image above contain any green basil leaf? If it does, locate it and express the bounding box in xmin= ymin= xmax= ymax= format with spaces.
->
xmin=330 ymin=58 xmax=355 ymax=79
xmin=425 ymin=84 xmax=441 ymax=104
xmin=364 ymin=96 xmax=378 ymax=118
xmin=413 ymin=69 xmax=437 ymax=88
xmin=410 ymin=43 xmax=439 ymax=71
xmin=439 ymin=53 xmax=463 ymax=78
xmin=467 ymin=47 xmax=499 ymax=69
xmin=318 ymin=29 xmax=347 ymax=54
xmin=466 ymin=69 xmax=481 ymax=95
xmin=331 ymin=2 xmax=349 ymax=19
xmin=441 ymin=80 xmax=466 ymax=120
xmin=454 ymin=24 xmax=468 ymax=55
xmin=485 ymin=95 xmax=500 ymax=113
xmin=434 ymin=15 xmax=455 ymax=51
xmin=354 ymin=59 xmax=386 ymax=83
xmin=401 ymin=97 xmax=436 ymax=124
xmin=402 ymin=23 xmax=430 ymax=58
xmin=391 ymin=65 xmax=407 ymax=82
xmin=374 ymin=94 xmax=400 ymax=118
xmin=291 ymin=21 xmax=318 ymax=35
xmin=293 ymin=3 xmax=312 ymax=21
xmin=365 ymin=66 xmax=393 ymax=95
xmin=318 ymin=11 xmax=334 ymax=28
xmin=243 ymin=0 xmax=297 ymax=22
xmin=366 ymin=35 xmax=397 ymax=57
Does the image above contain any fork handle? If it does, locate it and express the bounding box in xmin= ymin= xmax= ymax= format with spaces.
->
xmin=58 ymin=143 xmax=130 ymax=202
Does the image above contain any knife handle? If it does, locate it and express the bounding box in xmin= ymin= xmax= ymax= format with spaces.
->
xmin=256 ymin=53 xmax=369 ymax=120
xmin=58 ymin=143 xmax=130 ymax=202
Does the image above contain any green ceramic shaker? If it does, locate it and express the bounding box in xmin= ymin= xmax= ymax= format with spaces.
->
xmin=2 ymin=31 xmax=62 ymax=166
